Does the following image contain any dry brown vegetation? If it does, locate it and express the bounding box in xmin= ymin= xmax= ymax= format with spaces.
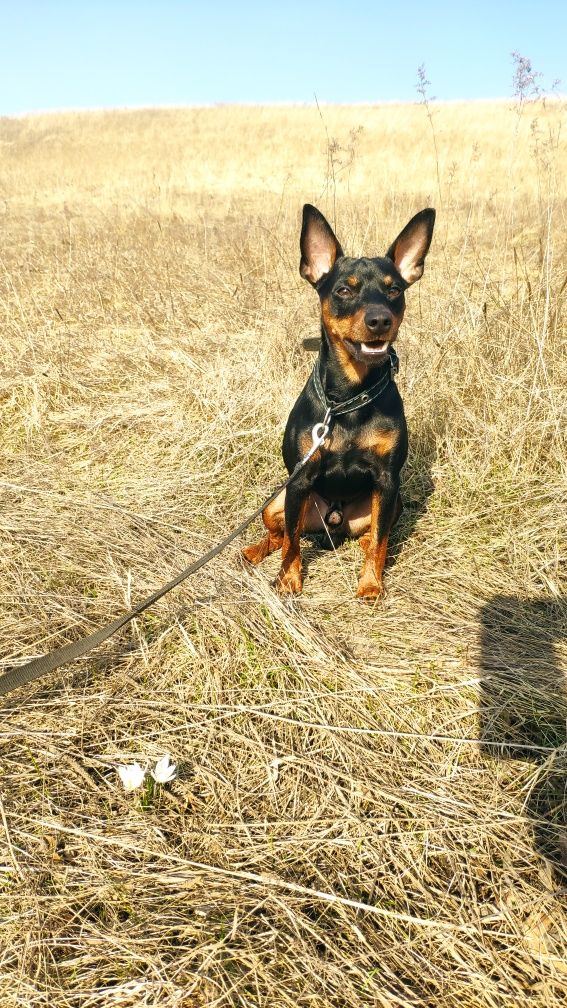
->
xmin=0 ymin=98 xmax=566 ymax=1006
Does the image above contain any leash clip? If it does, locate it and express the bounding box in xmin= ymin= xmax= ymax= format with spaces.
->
xmin=299 ymin=408 xmax=332 ymax=467
xmin=311 ymin=421 xmax=329 ymax=451
xmin=311 ymin=406 xmax=332 ymax=452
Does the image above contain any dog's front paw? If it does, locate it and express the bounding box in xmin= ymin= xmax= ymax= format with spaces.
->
xmin=275 ymin=567 xmax=303 ymax=595
xmin=355 ymin=575 xmax=385 ymax=602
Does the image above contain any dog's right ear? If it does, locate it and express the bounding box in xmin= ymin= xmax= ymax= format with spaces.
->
xmin=299 ymin=205 xmax=344 ymax=286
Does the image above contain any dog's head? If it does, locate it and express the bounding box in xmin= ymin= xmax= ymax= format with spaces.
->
xmin=300 ymin=205 xmax=435 ymax=369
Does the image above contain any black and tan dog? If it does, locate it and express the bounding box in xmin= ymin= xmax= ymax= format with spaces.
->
xmin=243 ymin=204 xmax=435 ymax=599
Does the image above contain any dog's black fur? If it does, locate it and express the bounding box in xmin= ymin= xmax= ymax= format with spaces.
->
xmin=243 ymin=204 xmax=435 ymax=599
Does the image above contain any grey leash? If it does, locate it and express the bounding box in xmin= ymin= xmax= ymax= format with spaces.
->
xmin=0 ymin=422 xmax=331 ymax=698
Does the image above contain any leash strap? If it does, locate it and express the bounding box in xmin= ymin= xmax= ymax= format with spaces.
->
xmin=311 ymin=347 xmax=398 ymax=418
xmin=0 ymin=349 xmax=398 ymax=699
xmin=0 ymin=430 xmax=329 ymax=698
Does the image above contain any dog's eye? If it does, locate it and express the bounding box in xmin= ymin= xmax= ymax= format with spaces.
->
xmin=335 ymin=287 xmax=354 ymax=299
xmin=388 ymin=285 xmax=402 ymax=298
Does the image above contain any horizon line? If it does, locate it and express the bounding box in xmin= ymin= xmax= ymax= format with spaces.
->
xmin=4 ymin=93 xmax=567 ymax=120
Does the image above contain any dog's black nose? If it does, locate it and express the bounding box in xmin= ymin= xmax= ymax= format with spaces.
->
xmin=364 ymin=307 xmax=392 ymax=332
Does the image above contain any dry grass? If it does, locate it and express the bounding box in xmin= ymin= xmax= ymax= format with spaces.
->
xmin=0 ymin=99 xmax=566 ymax=1006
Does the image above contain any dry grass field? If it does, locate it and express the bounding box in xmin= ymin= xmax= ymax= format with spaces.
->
xmin=0 ymin=98 xmax=566 ymax=1006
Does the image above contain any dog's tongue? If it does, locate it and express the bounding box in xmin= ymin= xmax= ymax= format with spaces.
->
xmin=361 ymin=341 xmax=388 ymax=355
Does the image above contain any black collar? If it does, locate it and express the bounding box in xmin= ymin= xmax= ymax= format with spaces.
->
xmin=311 ymin=346 xmax=399 ymax=418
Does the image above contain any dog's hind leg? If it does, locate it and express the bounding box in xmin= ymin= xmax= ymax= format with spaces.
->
xmin=242 ymin=491 xmax=286 ymax=566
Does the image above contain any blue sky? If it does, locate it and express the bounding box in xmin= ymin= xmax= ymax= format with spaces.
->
xmin=1 ymin=0 xmax=564 ymax=115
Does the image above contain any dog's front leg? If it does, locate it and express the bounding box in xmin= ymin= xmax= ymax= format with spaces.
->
xmin=275 ymin=478 xmax=312 ymax=595
xmin=356 ymin=474 xmax=399 ymax=600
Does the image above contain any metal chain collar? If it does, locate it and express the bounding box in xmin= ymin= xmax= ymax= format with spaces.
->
xmin=311 ymin=346 xmax=399 ymax=419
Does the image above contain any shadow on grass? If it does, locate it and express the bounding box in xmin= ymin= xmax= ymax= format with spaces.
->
xmin=390 ymin=425 xmax=437 ymax=561
xmin=479 ymin=595 xmax=567 ymax=885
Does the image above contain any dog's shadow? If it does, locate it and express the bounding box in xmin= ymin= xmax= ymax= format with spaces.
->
xmin=390 ymin=425 xmax=437 ymax=560
xmin=479 ymin=595 xmax=567 ymax=885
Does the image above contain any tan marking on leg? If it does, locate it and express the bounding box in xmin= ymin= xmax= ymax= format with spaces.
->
xmin=356 ymin=489 xmax=387 ymax=600
xmin=276 ymin=496 xmax=309 ymax=595
xmin=242 ymin=530 xmax=284 ymax=566
xmin=342 ymin=487 xmax=402 ymax=543
xmin=242 ymin=484 xmax=338 ymax=571
xmin=357 ymin=537 xmax=388 ymax=601
xmin=242 ymin=492 xmax=285 ymax=566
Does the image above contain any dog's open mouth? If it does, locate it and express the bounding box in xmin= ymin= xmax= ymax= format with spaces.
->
xmin=344 ymin=338 xmax=390 ymax=362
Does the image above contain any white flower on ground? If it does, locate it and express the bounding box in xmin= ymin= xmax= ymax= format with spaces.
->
xmin=269 ymin=757 xmax=283 ymax=783
xmin=151 ymin=754 xmax=177 ymax=784
xmin=117 ymin=762 xmax=146 ymax=792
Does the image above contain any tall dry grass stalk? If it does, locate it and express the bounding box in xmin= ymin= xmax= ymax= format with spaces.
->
xmin=0 ymin=99 xmax=566 ymax=1006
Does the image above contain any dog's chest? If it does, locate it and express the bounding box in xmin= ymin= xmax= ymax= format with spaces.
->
xmin=314 ymin=426 xmax=396 ymax=500
xmin=326 ymin=423 xmax=397 ymax=462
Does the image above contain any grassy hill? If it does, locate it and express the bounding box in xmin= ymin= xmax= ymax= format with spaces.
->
xmin=0 ymin=100 xmax=566 ymax=1007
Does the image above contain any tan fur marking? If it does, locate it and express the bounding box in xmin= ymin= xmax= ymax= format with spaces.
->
xmin=356 ymin=489 xmax=386 ymax=599
xmin=299 ymin=430 xmax=321 ymax=461
xmin=382 ymin=275 xmax=393 ymax=286
xmin=346 ymin=275 xmax=359 ymax=288
xmin=356 ymin=487 xmax=397 ymax=600
xmin=241 ymin=493 xmax=285 ymax=566
xmin=356 ymin=428 xmax=398 ymax=456
xmin=277 ymin=496 xmax=310 ymax=594
xmin=321 ymin=298 xmax=367 ymax=342
xmin=321 ymin=299 xmax=405 ymax=384
xmin=321 ymin=299 xmax=369 ymax=384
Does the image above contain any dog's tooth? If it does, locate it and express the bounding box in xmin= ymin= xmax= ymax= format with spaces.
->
xmin=361 ymin=341 xmax=387 ymax=353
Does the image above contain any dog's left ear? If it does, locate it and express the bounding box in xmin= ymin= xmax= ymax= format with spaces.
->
xmin=386 ymin=208 xmax=436 ymax=285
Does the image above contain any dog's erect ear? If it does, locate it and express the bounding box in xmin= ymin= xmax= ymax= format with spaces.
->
xmin=385 ymin=208 xmax=436 ymax=285
xmin=300 ymin=205 xmax=344 ymax=286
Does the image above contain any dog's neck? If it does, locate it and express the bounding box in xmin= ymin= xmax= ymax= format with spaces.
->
xmin=318 ymin=328 xmax=389 ymax=402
